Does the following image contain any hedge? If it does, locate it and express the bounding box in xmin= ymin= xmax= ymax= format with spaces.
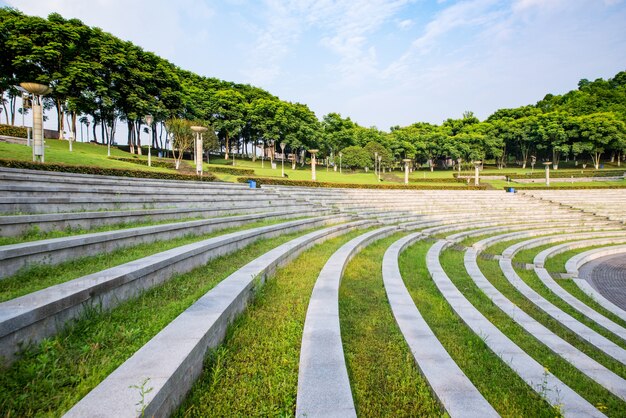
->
xmin=453 ymin=169 xmax=625 ymax=179
xmin=0 ymin=159 xmax=218 ymax=182
xmin=409 ymin=177 xmax=465 ymax=183
xmin=206 ymin=165 xmax=255 ymax=176
xmin=109 ymin=156 xmax=175 ymax=169
xmin=0 ymin=124 xmax=27 ymax=138
xmin=505 ymin=184 xmax=626 ymax=190
xmin=236 ymin=176 xmax=487 ymax=190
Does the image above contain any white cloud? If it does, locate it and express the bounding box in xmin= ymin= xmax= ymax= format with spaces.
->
xmin=397 ymin=19 xmax=413 ymax=29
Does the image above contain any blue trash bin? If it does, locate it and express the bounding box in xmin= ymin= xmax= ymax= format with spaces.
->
xmin=248 ymin=180 xmax=257 ymax=189
xmin=507 ymin=187 xmax=515 ymax=193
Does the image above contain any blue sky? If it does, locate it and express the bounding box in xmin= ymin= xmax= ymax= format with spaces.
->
xmin=4 ymin=0 xmax=626 ymax=130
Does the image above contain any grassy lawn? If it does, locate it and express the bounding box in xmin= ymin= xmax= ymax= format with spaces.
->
xmin=339 ymin=234 xmax=441 ymax=416
xmin=442 ymin=248 xmax=625 ymax=416
xmin=0 ymin=217 xmax=299 ymax=302
xmin=0 ymin=227 xmax=320 ymax=417
xmin=174 ymin=228 xmax=368 ymax=417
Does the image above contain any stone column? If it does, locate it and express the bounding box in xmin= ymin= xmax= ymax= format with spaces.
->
xmin=403 ymin=159 xmax=411 ymax=184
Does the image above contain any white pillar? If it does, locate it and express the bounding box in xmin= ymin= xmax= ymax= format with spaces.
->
xmin=196 ymin=134 xmax=203 ymax=175
xmin=32 ymin=97 xmax=44 ymax=162
xmin=312 ymin=155 xmax=316 ymax=181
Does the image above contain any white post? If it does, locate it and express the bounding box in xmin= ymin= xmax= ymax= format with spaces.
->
xmin=339 ymin=153 xmax=342 ymax=174
xmin=309 ymin=149 xmax=318 ymax=181
xmin=473 ymin=161 xmax=482 ymax=186
xmin=403 ymin=159 xmax=411 ymax=184
xmin=544 ymin=162 xmax=552 ymax=186
xmin=107 ymin=122 xmax=111 ymax=157
xmin=32 ymin=96 xmax=44 ymax=162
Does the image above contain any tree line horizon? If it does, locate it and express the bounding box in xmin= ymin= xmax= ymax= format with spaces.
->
xmin=1 ymin=8 xmax=625 ymax=170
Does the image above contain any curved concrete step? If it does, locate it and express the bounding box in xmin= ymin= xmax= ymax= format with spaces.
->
xmin=427 ymin=239 xmax=605 ymax=417
xmin=296 ymin=226 xmax=395 ymax=418
xmin=383 ymin=233 xmax=498 ymax=417
xmin=0 ymin=209 xmax=333 ymax=279
xmin=464 ymin=240 xmax=626 ymax=401
xmin=0 ymin=215 xmax=347 ymax=365
xmin=64 ymin=220 xmax=372 ymax=418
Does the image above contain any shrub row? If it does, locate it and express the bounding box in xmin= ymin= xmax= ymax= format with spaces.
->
xmin=505 ymin=184 xmax=626 ymax=190
xmin=108 ymin=156 xmax=175 ymax=169
xmin=0 ymin=124 xmax=27 ymax=138
xmin=0 ymin=159 xmax=217 ymax=182
xmin=409 ymin=177 xmax=465 ymax=183
xmin=206 ymin=165 xmax=255 ymax=176
xmin=236 ymin=176 xmax=486 ymax=190
xmin=453 ymin=169 xmax=625 ymax=179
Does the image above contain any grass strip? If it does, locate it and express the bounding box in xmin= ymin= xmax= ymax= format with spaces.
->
xmin=0 ymin=217 xmax=299 ymax=302
xmin=174 ymin=228 xmax=369 ymax=417
xmin=0 ymin=215 xmax=220 ymax=246
xmin=477 ymin=257 xmax=626 ymax=379
xmin=399 ymin=241 xmax=556 ymax=417
xmin=514 ymin=267 xmax=626 ymax=350
xmin=339 ymin=234 xmax=441 ymax=417
xmin=442 ymin=249 xmax=625 ymax=416
xmin=0 ymin=226 xmax=321 ymax=417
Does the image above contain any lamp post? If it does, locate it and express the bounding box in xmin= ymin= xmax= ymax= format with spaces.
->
xmin=339 ymin=152 xmax=342 ymax=174
xmin=191 ymin=126 xmax=208 ymax=176
xmin=543 ymin=161 xmax=552 ymax=186
xmin=280 ymin=141 xmax=286 ymax=177
xmin=21 ymin=92 xmax=28 ymax=128
xmin=86 ymin=120 xmax=90 ymax=143
xmin=309 ymin=149 xmax=319 ymax=181
xmin=144 ymin=114 xmax=153 ymax=167
xmin=531 ymin=155 xmax=536 ymax=174
xmin=374 ymin=151 xmax=378 ymax=176
xmin=403 ymin=159 xmax=411 ymax=184
xmin=106 ymin=122 xmax=113 ymax=157
xmin=20 ymin=82 xmax=51 ymax=163
xmin=378 ymin=155 xmax=382 ymax=181
xmin=473 ymin=160 xmax=482 ymax=186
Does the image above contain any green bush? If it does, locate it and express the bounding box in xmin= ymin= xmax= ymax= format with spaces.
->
xmin=409 ymin=177 xmax=465 ymax=183
xmin=108 ymin=156 xmax=175 ymax=169
xmin=0 ymin=159 xmax=218 ymax=182
xmin=207 ymin=166 xmax=255 ymax=175
xmin=453 ymin=170 xmax=625 ymax=179
xmin=237 ymin=176 xmax=486 ymax=190
xmin=505 ymin=185 xmax=626 ymax=190
xmin=0 ymin=124 xmax=27 ymax=138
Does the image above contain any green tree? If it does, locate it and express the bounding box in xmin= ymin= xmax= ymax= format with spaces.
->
xmin=340 ymin=145 xmax=371 ymax=170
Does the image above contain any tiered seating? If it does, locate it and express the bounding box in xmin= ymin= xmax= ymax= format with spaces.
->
xmin=2 ymin=170 xmax=626 ymax=417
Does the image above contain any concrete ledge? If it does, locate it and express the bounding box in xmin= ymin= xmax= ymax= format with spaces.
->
xmin=0 ymin=209 xmax=331 ymax=278
xmin=565 ymin=245 xmax=626 ymax=277
xmin=296 ymin=226 xmax=395 ymax=418
xmin=64 ymin=220 xmax=372 ymax=418
xmin=383 ymin=233 xmax=498 ymax=417
xmin=0 ymin=204 xmax=327 ymax=236
xmin=0 ymin=215 xmax=348 ymax=365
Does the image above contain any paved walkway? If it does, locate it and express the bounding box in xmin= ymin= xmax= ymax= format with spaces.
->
xmin=580 ymin=254 xmax=626 ymax=311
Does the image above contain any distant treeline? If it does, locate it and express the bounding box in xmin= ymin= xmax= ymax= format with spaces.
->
xmin=0 ymin=8 xmax=624 ymax=169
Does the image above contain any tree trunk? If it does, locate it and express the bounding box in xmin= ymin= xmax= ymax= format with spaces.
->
xmin=136 ymin=121 xmax=142 ymax=155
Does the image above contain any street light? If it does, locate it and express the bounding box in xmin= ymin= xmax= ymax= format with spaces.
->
xmin=374 ymin=151 xmax=378 ymax=176
xmin=378 ymin=155 xmax=382 ymax=181
xmin=543 ymin=161 xmax=552 ymax=186
xmin=403 ymin=159 xmax=411 ymax=184
xmin=531 ymin=155 xmax=536 ymax=174
xmin=280 ymin=141 xmax=286 ymax=177
xmin=473 ymin=160 xmax=482 ymax=186
xmin=144 ymin=114 xmax=153 ymax=167
xmin=309 ymin=149 xmax=319 ymax=181
xmin=86 ymin=120 xmax=90 ymax=143
xmin=20 ymin=82 xmax=51 ymax=163
xmin=339 ymin=152 xmax=342 ymax=174
xmin=190 ymin=125 xmax=208 ymax=176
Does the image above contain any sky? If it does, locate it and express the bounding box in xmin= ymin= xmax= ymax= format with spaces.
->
xmin=3 ymin=0 xmax=626 ymax=131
